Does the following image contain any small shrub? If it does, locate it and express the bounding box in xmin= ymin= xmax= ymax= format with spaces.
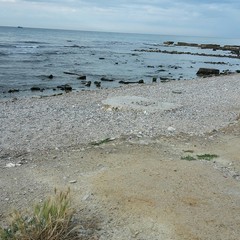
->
xmin=181 ymin=155 xmax=196 ymax=161
xmin=197 ymin=154 xmax=219 ymax=161
xmin=0 ymin=188 xmax=79 ymax=240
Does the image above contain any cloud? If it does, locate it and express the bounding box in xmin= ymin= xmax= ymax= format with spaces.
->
xmin=0 ymin=0 xmax=240 ymax=37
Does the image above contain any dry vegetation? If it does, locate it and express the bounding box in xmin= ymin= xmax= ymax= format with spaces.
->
xmin=0 ymin=189 xmax=79 ymax=240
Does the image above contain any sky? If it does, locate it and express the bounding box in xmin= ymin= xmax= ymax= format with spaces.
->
xmin=0 ymin=0 xmax=240 ymax=38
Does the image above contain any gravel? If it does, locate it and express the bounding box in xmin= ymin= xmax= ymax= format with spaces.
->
xmin=0 ymin=74 xmax=240 ymax=152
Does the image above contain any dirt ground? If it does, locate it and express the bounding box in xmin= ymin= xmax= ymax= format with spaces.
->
xmin=0 ymin=120 xmax=240 ymax=240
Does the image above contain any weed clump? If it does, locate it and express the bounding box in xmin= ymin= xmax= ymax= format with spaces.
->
xmin=0 ymin=189 xmax=79 ymax=240
xmin=181 ymin=155 xmax=197 ymax=161
xmin=196 ymin=154 xmax=219 ymax=161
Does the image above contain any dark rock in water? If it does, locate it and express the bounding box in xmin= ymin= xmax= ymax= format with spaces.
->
xmin=8 ymin=89 xmax=19 ymax=93
xmin=57 ymin=84 xmax=72 ymax=91
xmin=99 ymin=57 xmax=105 ymax=60
xmin=160 ymin=77 xmax=169 ymax=80
xmin=176 ymin=42 xmax=199 ymax=47
xmin=31 ymin=86 xmax=42 ymax=91
xmin=94 ymin=81 xmax=101 ymax=87
xmin=236 ymin=70 xmax=240 ymax=73
xmin=196 ymin=68 xmax=220 ymax=76
xmin=119 ymin=80 xmax=144 ymax=84
xmin=78 ymin=75 xmax=87 ymax=80
xmin=152 ymin=77 xmax=157 ymax=82
xmin=85 ymin=81 xmax=91 ymax=87
xmin=147 ymin=65 xmax=155 ymax=68
xmin=160 ymin=79 xmax=170 ymax=83
xmin=101 ymin=77 xmax=114 ymax=82
xmin=200 ymin=44 xmax=220 ymax=49
xmin=48 ymin=74 xmax=54 ymax=79
xmin=164 ymin=41 xmax=174 ymax=45
xmin=115 ymin=62 xmax=119 ymax=65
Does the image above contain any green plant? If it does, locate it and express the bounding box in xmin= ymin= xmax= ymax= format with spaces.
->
xmin=197 ymin=154 xmax=219 ymax=161
xmin=0 ymin=189 xmax=78 ymax=240
xmin=181 ymin=155 xmax=196 ymax=161
xmin=91 ymin=137 xmax=113 ymax=146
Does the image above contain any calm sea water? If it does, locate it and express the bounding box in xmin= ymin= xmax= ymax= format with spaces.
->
xmin=0 ymin=26 xmax=239 ymax=98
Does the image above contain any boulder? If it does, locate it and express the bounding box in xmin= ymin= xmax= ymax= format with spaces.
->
xmin=196 ymin=68 xmax=220 ymax=76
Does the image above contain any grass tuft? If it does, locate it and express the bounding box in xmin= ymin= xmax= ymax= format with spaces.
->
xmin=196 ymin=154 xmax=219 ymax=161
xmin=181 ymin=155 xmax=196 ymax=161
xmin=91 ymin=138 xmax=114 ymax=146
xmin=0 ymin=188 xmax=79 ymax=240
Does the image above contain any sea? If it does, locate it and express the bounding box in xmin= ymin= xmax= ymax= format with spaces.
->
xmin=0 ymin=26 xmax=239 ymax=99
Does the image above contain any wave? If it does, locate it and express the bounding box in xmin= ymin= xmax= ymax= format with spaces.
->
xmin=15 ymin=45 xmax=40 ymax=49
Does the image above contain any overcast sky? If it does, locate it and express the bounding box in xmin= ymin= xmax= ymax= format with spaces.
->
xmin=0 ymin=0 xmax=240 ymax=37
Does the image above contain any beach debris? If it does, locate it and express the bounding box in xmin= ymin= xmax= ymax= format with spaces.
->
xmin=6 ymin=162 xmax=22 ymax=168
xmin=167 ymin=126 xmax=176 ymax=132
xmin=69 ymin=180 xmax=77 ymax=184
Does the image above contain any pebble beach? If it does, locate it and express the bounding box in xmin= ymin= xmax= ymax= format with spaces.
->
xmin=1 ymin=74 xmax=239 ymax=153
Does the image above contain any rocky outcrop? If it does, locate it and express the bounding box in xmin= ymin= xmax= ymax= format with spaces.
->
xmin=196 ymin=68 xmax=220 ymax=76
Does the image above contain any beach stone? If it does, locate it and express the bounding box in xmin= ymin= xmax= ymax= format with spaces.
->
xmin=196 ymin=68 xmax=220 ymax=76
xmin=102 ymin=96 xmax=181 ymax=113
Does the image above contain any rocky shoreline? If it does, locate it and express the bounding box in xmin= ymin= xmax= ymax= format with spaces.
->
xmin=1 ymin=74 xmax=239 ymax=154
xmin=2 ymin=41 xmax=240 ymax=99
